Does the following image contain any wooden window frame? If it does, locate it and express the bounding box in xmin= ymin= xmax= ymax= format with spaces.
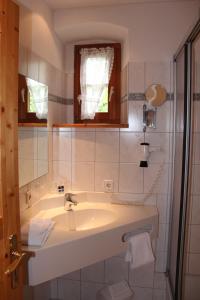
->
xmin=74 ymin=43 xmax=121 ymax=124
xmin=18 ymin=74 xmax=47 ymax=123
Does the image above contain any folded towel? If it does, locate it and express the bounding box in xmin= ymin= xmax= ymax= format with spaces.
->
xmin=125 ymin=232 xmax=154 ymax=269
xmin=108 ymin=281 xmax=133 ymax=300
xmin=21 ymin=218 xmax=55 ymax=247
xmin=97 ymin=281 xmax=134 ymax=300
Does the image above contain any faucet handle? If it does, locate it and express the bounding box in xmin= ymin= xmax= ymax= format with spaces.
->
xmin=64 ymin=193 xmax=78 ymax=204
xmin=65 ymin=192 xmax=76 ymax=198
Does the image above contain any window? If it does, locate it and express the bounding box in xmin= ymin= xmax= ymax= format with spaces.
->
xmin=74 ymin=43 xmax=121 ymax=123
xmin=18 ymin=74 xmax=48 ymax=123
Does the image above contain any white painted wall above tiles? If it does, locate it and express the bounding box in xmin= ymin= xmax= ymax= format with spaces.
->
xmin=55 ymin=1 xmax=200 ymax=62
xmin=18 ymin=0 xmax=64 ymax=70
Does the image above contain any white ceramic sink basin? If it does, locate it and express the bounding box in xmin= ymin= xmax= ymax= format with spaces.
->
xmin=53 ymin=208 xmax=116 ymax=231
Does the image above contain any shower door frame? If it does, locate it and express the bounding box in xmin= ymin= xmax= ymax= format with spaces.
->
xmin=169 ymin=19 xmax=200 ymax=300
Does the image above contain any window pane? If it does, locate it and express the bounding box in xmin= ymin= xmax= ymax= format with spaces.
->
xmin=97 ymin=87 xmax=108 ymax=112
xmin=86 ymin=57 xmax=109 ymax=85
xmin=28 ymin=92 xmax=36 ymax=113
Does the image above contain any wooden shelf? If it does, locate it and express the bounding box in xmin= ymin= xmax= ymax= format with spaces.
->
xmin=52 ymin=123 xmax=129 ymax=129
xmin=18 ymin=123 xmax=47 ymax=127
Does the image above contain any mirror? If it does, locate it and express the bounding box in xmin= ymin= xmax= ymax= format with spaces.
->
xmin=145 ymin=84 xmax=167 ymax=107
xmin=18 ymin=75 xmax=48 ymax=187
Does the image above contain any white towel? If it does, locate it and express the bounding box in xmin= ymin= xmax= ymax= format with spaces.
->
xmin=125 ymin=232 xmax=155 ymax=269
xmin=21 ymin=218 xmax=55 ymax=247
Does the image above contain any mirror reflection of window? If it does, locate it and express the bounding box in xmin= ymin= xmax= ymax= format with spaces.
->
xmin=26 ymin=78 xmax=48 ymax=119
xmin=18 ymin=74 xmax=48 ymax=124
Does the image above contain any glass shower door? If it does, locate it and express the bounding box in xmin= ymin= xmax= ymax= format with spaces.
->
xmin=182 ymin=30 xmax=200 ymax=300
xmin=168 ymin=45 xmax=190 ymax=299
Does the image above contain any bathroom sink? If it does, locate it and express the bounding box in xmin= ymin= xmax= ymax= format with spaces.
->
xmin=53 ymin=208 xmax=116 ymax=231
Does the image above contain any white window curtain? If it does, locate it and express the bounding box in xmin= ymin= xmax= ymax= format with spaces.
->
xmin=26 ymin=78 xmax=48 ymax=120
xmin=78 ymin=47 xmax=114 ymax=120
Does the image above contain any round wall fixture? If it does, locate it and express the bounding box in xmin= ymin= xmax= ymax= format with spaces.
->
xmin=145 ymin=84 xmax=167 ymax=107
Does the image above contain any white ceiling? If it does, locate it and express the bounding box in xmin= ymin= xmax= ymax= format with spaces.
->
xmin=44 ymin=0 xmax=185 ymax=10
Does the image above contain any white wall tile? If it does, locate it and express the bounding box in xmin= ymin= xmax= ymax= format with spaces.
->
xmin=155 ymin=251 xmax=167 ymax=273
xmin=119 ymin=163 xmax=143 ymax=193
xmin=147 ymin=102 xmax=172 ymax=133
xmin=53 ymin=131 xmax=71 ymax=161
xmin=188 ymin=254 xmax=200 ymax=275
xmin=194 ymin=102 xmax=200 ymax=133
xmin=144 ymin=164 xmax=169 ymax=194
xmin=81 ymin=282 xmax=104 ymax=300
xmin=121 ymin=101 xmax=128 ymax=124
xmin=33 ymin=281 xmax=50 ymax=300
xmin=95 ymin=132 xmax=119 ymax=162
xmin=153 ymin=272 xmax=166 ymax=290
xmin=153 ymin=288 xmax=166 ymax=300
xmin=81 ymin=261 xmax=105 ymax=283
xmin=58 ymin=279 xmax=80 ymax=300
xmin=53 ymin=161 xmax=71 ymax=190
xmin=50 ymin=279 xmax=58 ymax=299
xmin=191 ymin=196 xmax=200 ymax=225
xmin=37 ymin=130 xmax=48 ymax=160
xmin=61 ymin=270 xmax=81 ymax=281
xmin=192 ymin=133 xmax=200 ymax=164
xmin=131 ymin=287 xmax=153 ymax=300
xmin=129 ymin=262 xmax=154 ymax=288
xmin=18 ymin=129 xmax=37 ymax=160
xmin=72 ymin=162 xmax=94 ymax=191
xmin=95 ymin=163 xmax=119 ymax=192
xmin=192 ymin=165 xmax=200 ymax=195
xmin=184 ymin=275 xmax=200 ymax=300
xmin=156 ymin=224 xmax=167 ymax=252
xmin=156 ymin=194 xmax=169 ymax=224
xmin=72 ymin=132 xmax=95 ymax=162
xmin=145 ymin=133 xmax=170 ymax=163
xmin=120 ymin=132 xmax=144 ymax=163
xmin=121 ymin=101 xmax=144 ymax=133
xmin=105 ymin=257 xmax=129 ymax=284
xmin=190 ymin=225 xmax=200 ymax=253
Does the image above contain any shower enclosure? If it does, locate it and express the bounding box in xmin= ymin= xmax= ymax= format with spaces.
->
xmin=168 ymin=19 xmax=200 ymax=300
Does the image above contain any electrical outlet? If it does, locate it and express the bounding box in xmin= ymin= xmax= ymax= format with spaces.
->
xmin=104 ymin=180 xmax=114 ymax=193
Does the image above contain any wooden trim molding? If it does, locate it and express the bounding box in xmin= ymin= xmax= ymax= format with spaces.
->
xmin=53 ymin=123 xmax=129 ymax=128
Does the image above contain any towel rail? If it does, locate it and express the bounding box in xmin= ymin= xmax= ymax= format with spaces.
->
xmin=122 ymin=224 xmax=153 ymax=243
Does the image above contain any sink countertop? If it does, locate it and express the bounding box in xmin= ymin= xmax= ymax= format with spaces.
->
xmin=22 ymin=197 xmax=158 ymax=286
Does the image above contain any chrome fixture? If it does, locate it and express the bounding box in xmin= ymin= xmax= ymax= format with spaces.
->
xmin=64 ymin=193 xmax=78 ymax=211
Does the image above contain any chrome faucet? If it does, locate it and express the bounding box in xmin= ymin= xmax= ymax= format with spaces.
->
xmin=64 ymin=193 xmax=78 ymax=211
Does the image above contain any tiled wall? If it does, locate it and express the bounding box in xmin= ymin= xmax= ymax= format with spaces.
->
xmin=21 ymin=61 xmax=173 ymax=300
xmin=18 ymin=127 xmax=48 ymax=187
xmin=25 ymin=255 xmax=167 ymax=300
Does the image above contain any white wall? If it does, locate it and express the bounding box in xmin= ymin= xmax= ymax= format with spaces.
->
xmin=55 ymin=1 xmax=200 ymax=63
xmin=17 ymin=0 xmax=64 ymax=70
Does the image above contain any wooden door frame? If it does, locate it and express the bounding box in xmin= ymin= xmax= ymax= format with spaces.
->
xmin=0 ymin=0 xmax=23 ymax=299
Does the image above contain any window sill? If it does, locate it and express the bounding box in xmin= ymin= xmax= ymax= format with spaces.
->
xmin=52 ymin=123 xmax=129 ymax=129
xmin=18 ymin=123 xmax=47 ymax=127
